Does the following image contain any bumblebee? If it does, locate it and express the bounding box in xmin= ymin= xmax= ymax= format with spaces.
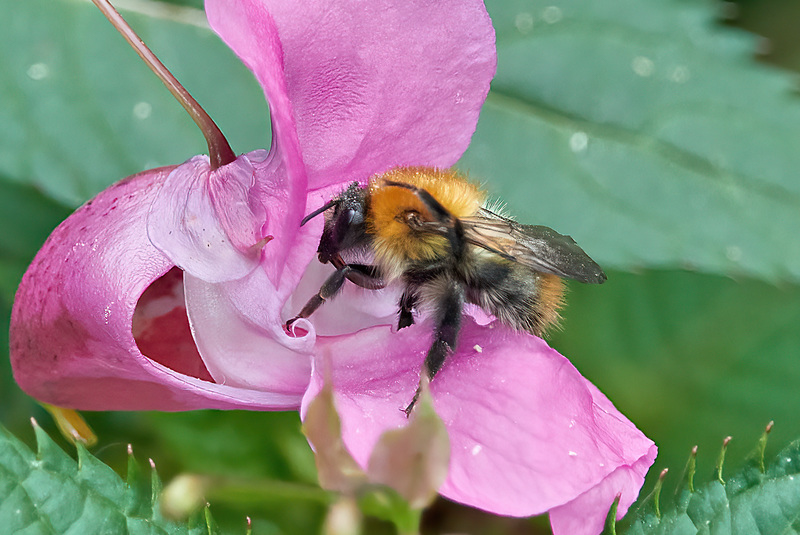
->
xmin=287 ymin=167 xmax=606 ymax=413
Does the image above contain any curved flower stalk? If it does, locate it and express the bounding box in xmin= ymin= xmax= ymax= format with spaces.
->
xmin=9 ymin=0 xmax=656 ymax=532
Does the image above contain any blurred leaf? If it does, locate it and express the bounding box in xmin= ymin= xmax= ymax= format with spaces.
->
xmin=729 ymin=0 xmax=800 ymax=74
xmin=158 ymin=0 xmax=203 ymax=8
xmin=357 ymin=486 xmax=421 ymax=535
xmin=146 ymin=411 xmax=316 ymax=484
xmin=552 ymin=269 xmax=800 ymax=488
xmin=0 ymin=0 xmax=268 ymax=206
xmin=460 ymin=0 xmax=800 ymax=282
xmin=145 ymin=411 xmax=327 ymax=535
xmin=0 ymin=419 xmax=219 ymax=534
xmin=624 ymin=437 xmax=800 ymax=533
xmin=0 ymin=174 xmax=72 ymax=301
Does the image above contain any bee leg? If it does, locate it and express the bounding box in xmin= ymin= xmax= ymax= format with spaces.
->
xmin=342 ymin=264 xmax=386 ymax=290
xmin=285 ymin=264 xmax=385 ymax=330
xmin=285 ymin=266 xmax=353 ymax=329
xmin=330 ymin=254 xmax=386 ymax=290
xmin=404 ymin=282 xmax=465 ymax=416
xmin=397 ymin=290 xmax=418 ymax=329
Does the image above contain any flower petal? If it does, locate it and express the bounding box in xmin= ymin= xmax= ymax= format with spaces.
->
xmin=181 ymin=182 xmax=404 ymax=389
xmin=301 ymin=320 xmax=655 ymax=529
xmin=549 ymin=453 xmax=657 ymax=535
xmin=205 ymin=0 xmax=307 ymax=261
xmin=10 ymin=168 xmax=301 ymax=410
xmin=179 ymin=186 xmax=330 ymax=391
xmin=207 ymin=0 xmax=496 ymax=189
xmin=183 ymin=269 xmax=313 ymax=394
xmin=147 ymin=154 xmax=267 ymax=283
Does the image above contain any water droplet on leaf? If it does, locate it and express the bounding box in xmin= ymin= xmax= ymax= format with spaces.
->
xmin=569 ymin=132 xmax=588 ymax=153
xmin=27 ymin=62 xmax=49 ymax=80
xmin=133 ymin=101 xmax=153 ymax=120
xmin=632 ymin=56 xmax=655 ymax=77
xmin=515 ymin=12 xmax=534 ymax=34
xmin=542 ymin=6 xmax=562 ymax=24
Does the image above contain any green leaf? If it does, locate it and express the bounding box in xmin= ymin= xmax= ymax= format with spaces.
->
xmin=356 ymin=486 xmax=421 ymax=535
xmin=0 ymin=0 xmax=268 ymax=206
xmin=552 ymin=269 xmax=800 ymax=487
xmin=624 ymin=439 xmax=800 ymax=533
xmin=458 ymin=0 xmax=800 ymax=283
xmin=145 ymin=411 xmax=317 ymax=485
xmin=0 ymin=174 xmax=72 ymax=302
xmin=0 ymin=420 xmax=219 ymax=535
xmin=601 ymin=495 xmax=620 ymax=535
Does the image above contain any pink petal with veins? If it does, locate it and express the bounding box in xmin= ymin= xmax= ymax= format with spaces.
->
xmin=300 ymin=319 xmax=656 ymax=532
xmin=178 ymin=177 xmax=334 ymax=388
xmin=206 ymin=0 xmax=496 ymax=190
xmin=184 ymin=269 xmax=313 ymax=393
xmin=549 ymin=453 xmax=657 ymax=535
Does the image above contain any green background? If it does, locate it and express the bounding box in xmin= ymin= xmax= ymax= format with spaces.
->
xmin=2 ymin=0 xmax=800 ymax=532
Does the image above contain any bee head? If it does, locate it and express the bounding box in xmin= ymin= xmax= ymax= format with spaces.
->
xmin=308 ymin=182 xmax=370 ymax=262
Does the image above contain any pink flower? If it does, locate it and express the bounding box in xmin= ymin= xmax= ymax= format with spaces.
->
xmin=10 ymin=0 xmax=656 ymax=533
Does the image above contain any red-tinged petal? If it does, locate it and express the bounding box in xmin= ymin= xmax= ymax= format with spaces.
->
xmin=300 ymin=320 xmax=655 ymax=528
xmin=10 ymin=169 xmax=301 ymax=410
xmin=147 ymin=154 xmax=266 ymax=283
xmin=206 ymin=0 xmax=496 ymax=190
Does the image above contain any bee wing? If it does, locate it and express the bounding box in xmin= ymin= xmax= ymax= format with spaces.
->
xmin=461 ymin=208 xmax=607 ymax=284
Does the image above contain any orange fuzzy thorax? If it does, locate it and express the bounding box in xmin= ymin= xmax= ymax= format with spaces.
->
xmin=367 ymin=167 xmax=486 ymax=277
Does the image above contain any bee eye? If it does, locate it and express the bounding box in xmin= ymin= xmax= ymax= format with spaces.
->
xmin=347 ymin=209 xmax=364 ymax=225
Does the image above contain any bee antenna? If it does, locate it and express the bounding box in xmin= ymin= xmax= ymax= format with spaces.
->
xmin=300 ymin=199 xmax=339 ymax=226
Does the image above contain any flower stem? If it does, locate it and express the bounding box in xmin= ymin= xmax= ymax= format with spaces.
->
xmin=90 ymin=0 xmax=236 ymax=169
xmin=394 ymin=509 xmax=422 ymax=535
xmin=203 ymin=476 xmax=337 ymax=505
